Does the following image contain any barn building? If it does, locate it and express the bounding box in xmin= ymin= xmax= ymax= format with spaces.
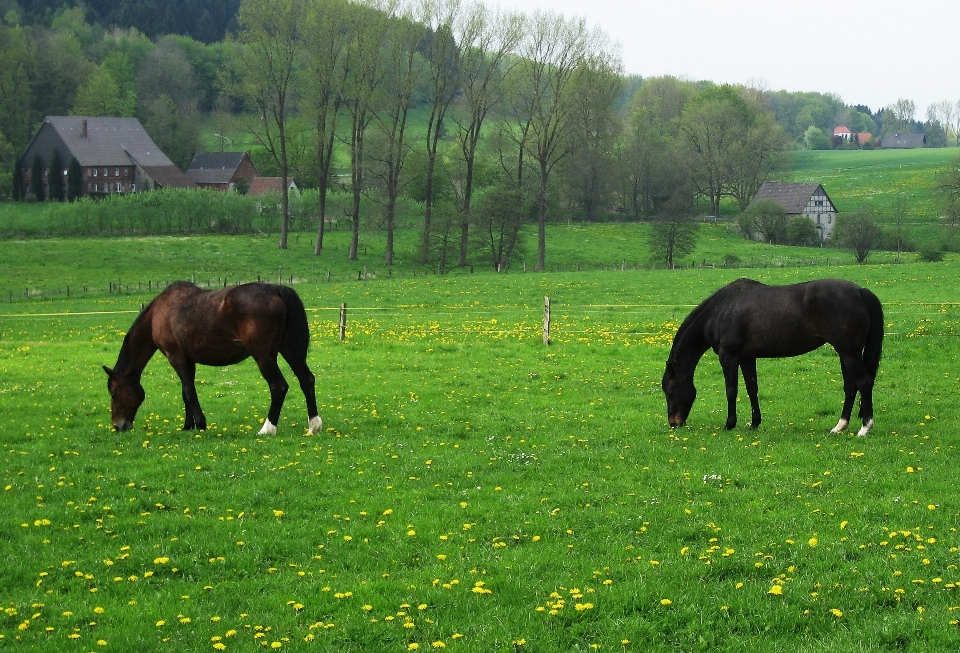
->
xmin=186 ymin=151 xmax=259 ymax=191
xmin=749 ymin=182 xmax=838 ymax=241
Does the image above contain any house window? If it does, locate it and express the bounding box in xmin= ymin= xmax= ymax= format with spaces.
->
xmin=123 ymin=169 xmax=128 ymax=177
xmin=92 ymin=169 xmax=97 ymax=177
xmin=131 ymin=183 xmax=136 ymax=191
xmin=115 ymin=183 xmax=122 ymax=193
xmin=115 ymin=168 xmax=119 ymax=176
xmin=103 ymin=168 xmax=108 ymax=177
xmin=93 ymin=183 xmax=98 ymax=192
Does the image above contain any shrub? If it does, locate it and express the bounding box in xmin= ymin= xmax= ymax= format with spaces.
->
xmin=918 ymin=245 xmax=944 ymax=262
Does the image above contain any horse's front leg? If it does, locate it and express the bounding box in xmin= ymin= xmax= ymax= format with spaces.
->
xmin=740 ymin=358 xmax=761 ymax=429
xmin=172 ymin=359 xmax=206 ymax=431
xmin=254 ymin=355 xmax=289 ymax=435
xmin=719 ymin=353 xmax=740 ymax=430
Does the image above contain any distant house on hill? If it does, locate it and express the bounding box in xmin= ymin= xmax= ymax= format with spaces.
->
xmin=880 ymin=133 xmax=926 ymax=149
xmin=247 ymin=177 xmax=298 ymax=196
xmin=833 ymin=126 xmax=852 ymax=141
xmin=17 ymin=116 xmax=195 ymax=199
xmin=186 ymin=151 xmax=259 ymax=191
xmin=749 ymin=182 xmax=838 ymax=241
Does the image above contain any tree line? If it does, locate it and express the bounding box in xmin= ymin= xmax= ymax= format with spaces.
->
xmin=3 ymin=0 xmax=960 ymax=271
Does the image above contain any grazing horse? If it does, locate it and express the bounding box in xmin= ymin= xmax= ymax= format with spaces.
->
xmin=104 ymin=281 xmax=322 ymax=435
xmin=661 ymin=278 xmax=883 ymax=435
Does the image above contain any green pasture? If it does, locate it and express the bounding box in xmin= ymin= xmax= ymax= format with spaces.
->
xmin=0 ymin=223 xmax=934 ymax=305
xmin=785 ymin=148 xmax=957 ymax=221
xmin=2 ymin=241 xmax=960 ymax=651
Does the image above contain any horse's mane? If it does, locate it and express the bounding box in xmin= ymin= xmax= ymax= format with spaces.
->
xmin=668 ymin=280 xmax=752 ymax=363
xmin=114 ymin=282 xmax=193 ymax=374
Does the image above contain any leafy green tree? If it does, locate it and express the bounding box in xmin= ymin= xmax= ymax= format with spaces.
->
xmin=803 ymin=125 xmax=831 ymax=150
xmin=742 ymin=199 xmax=787 ymax=244
xmin=938 ymin=154 xmax=960 ymax=228
xmin=471 ymin=179 xmax=527 ymax=271
xmin=680 ymin=84 xmax=762 ymax=217
xmin=786 ymin=216 xmax=819 ymax=246
xmin=47 ymin=148 xmax=64 ymax=201
xmin=648 ymin=214 xmax=698 ymax=268
xmin=66 ymin=156 xmax=83 ymax=201
xmin=0 ymin=25 xmax=36 ymax=155
xmin=13 ymin=157 xmax=24 ymax=200
xmin=836 ymin=207 xmax=881 ymax=263
xmin=72 ymin=64 xmax=136 ymax=116
xmin=30 ymin=153 xmax=44 ymax=201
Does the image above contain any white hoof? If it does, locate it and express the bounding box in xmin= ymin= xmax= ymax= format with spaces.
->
xmin=307 ymin=415 xmax=322 ymax=434
xmin=258 ymin=419 xmax=277 ymax=436
xmin=830 ymin=419 xmax=849 ymax=434
xmin=856 ymin=419 xmax=874 ymax=437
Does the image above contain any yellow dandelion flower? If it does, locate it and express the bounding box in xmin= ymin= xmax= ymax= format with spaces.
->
xmin=830 ymin=608 xmax=843 ymax=617
xmin=660 ymin=598 xmax=672 ymax=606
xmin=768 ymin=585 xmax=783 ymax=596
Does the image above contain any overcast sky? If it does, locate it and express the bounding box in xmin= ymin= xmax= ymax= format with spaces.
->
xmin=495 ymin=0 xmax=958 ymax=118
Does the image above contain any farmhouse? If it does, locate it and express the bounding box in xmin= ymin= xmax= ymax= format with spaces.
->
xmin=880 ymin=133 xmax=926 ymax=149
xmin=186 ymin=151 xmax=259 ymax=191
xmin=17 ymin=116 xmax=195 ymax=199
xmin=750 ymin=182 xmax=838 ymax=241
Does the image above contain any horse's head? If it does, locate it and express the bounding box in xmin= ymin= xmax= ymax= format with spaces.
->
xmin=103 ymin=365 xmax=145 ymax=431
xmin=661 ymin=361 xmax=696 ymax=428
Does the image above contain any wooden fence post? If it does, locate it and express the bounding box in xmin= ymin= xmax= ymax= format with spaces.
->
xmin=543 ymin=295 xmax=551 ymax=345
xmin=339 ymin=303 xmax=347 ymax=342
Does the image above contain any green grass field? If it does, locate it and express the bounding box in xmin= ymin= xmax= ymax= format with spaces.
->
xmin=3 ymin=227 xmax=960 ymax=651
xmin=785 ymin=148 xmax=957 ymax=220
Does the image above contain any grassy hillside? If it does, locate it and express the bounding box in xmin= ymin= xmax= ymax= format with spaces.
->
xmin=0 ymin=223 xmax=922 ymax=305
xmin=783 ymin=148 xmax=957 ymax=220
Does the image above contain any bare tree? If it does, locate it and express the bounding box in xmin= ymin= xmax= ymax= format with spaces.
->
xmin=368 ymin=0 xmax=425 ymax=265
xmin=301 ymin=0 xmax=352 ymax=255
xmin=836 ymin=207 xmax=881 ymax=263
xmin=235 ymin=0 xmax=303 ymax=249
xmin=417 ymin=0 xmax=462 ymax=264
xmin=449 ymin=2 xmax=524 ymax=267
xmin=341 ymin=0 xmax=392 ymax=260
xmin=507 ymin=10 xmax=611 ymax=271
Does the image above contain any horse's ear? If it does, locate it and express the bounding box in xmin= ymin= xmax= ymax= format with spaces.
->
xmin=103 ymin=365 xmax=114 ymax=377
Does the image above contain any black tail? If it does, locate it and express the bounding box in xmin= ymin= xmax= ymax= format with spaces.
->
xmin=860 ymin=287 xmax=884 ymax=380
xmin=276 ymin=285 xmax=310 ymax=363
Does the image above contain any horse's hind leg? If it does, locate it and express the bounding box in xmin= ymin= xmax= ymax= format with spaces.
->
xmin=833 ymin=355 xmax=874 ymax=436
xmin=253 ymin=355 xmax=289 ymax=435
xmin=281 ymin=351 xmax=322 ymax=434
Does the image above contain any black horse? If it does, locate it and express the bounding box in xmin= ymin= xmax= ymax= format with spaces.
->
xmin=661 ymin=278 xmax=883 ymax=435
xmin=104 ymin=281 xmax=321 ymax=435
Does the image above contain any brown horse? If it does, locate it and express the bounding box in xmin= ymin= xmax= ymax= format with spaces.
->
xmin=104 ymin=281 xmax=321 ymax=435
xmin=661 ymin=278 xmax=883 ymax=435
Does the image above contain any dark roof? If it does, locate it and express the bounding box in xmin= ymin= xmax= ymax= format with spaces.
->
xmin=751 ymin=182 xmax=827 ymax=214
xmin=141 ymin=166 xmax=197 ymax=189
xmin=186 ymin=152 xmax=248 ymax=184
xmin=880 ymin=133 xmax=926 ymax=149
xmin=40 ymin=116 xmax=177 ymax=167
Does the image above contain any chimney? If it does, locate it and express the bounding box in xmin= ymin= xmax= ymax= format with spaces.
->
xmin=81 ymin=118 xmax=87 ymax=138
